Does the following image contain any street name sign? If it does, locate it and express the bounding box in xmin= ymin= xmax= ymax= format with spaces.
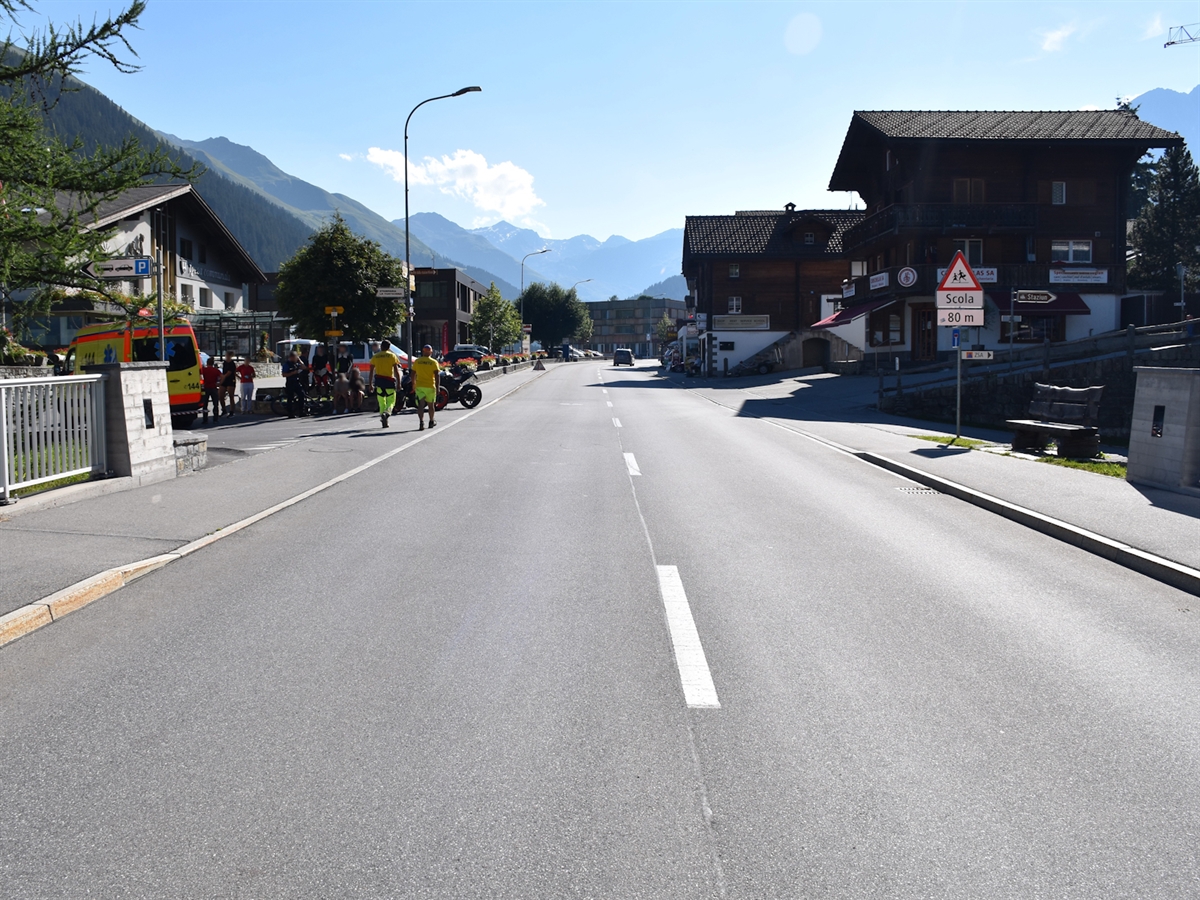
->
xmin=1016 ymin=290 xmax=1056 ymax=304
xmin=83 ymin=257 xmax=152 ymax=279
xmin=936 ymin=251 xmax=984 ymax=310
xmin=375 ymin=287 xmax=406 ymax=299
xmin=938 ymin=308 xmax=984 ymax=326
xmin=961 ymin=350 xmax=994 ymax=360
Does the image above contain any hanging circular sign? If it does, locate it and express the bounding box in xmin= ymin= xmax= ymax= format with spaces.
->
xmin=897 ymin=266 xmax=918 ymax=288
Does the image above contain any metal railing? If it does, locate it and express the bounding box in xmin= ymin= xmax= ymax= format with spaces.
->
xmin=0 ymin=374 xmax=106 ymax=504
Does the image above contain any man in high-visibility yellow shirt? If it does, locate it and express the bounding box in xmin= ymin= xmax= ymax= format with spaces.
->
xmin=368 ymin=339 xmax=402 ymax=428
xmin=410 ymin=343 xmax=442 ymax=431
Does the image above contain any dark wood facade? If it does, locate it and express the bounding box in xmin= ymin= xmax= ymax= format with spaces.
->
xmin=682 ymin=208 xmax=863 ymax=332
xmin=827 ymin=111 xmax=1184 ymax=345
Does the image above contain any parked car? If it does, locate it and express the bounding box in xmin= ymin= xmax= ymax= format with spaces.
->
xmin=613 ymin=348 xmax=634 ymax=366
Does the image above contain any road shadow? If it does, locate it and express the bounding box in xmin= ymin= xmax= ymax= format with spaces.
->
xmin=911 ymin=446 xmax=972 ymax=458
xmin=1129 ymin=482 xmax=1200 ymax=520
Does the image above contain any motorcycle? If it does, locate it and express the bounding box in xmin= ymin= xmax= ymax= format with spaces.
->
xmin=440 ymin=363 xmax=483 ymax=409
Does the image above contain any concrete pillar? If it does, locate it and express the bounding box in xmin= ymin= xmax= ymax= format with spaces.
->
xmin=1126 ymin=367 xmax=1200 ymax=495
xmin=84 ymin=362 xmax=177 ymax=486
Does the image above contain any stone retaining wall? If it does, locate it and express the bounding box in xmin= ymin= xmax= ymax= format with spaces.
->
xmin=174 ymin=433 xmax=207 ymax=475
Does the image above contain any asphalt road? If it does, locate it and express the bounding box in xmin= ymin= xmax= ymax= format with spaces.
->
xmin=1 ymin=360 xmax=1197 ymax=898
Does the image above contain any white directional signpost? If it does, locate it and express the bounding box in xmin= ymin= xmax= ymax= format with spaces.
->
xmin=1008 ymin=289 xmax=1055 ymax=370
xmin=82 ymin=256 xmax=166 ymax=361
xmin=937 ymin=251 xmax=985 ymax=440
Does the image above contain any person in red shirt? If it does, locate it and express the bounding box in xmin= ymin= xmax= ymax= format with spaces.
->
xmin=200 ymin=358 xmax=222 ymax=424
xmin=235 ymin=360 xmax=257 ymax=415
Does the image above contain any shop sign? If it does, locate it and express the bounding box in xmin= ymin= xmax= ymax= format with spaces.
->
xmin=870 ymin=272 xmax=889 ymax=291
xmin=712 ymin=315 xmax=770 ymax=330
xmin=1049 ymin=268 xmax=1108 ymax=284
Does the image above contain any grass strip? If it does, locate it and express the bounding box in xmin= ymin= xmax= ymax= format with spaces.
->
xmin=1036 ymin=457 xmax=1127 ymax=478
xmin=909 ymin=434 xmax=991 ymax=450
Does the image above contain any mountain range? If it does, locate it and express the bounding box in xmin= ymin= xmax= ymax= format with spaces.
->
xmin=35 ymin=71 xmax=1194 ymax=306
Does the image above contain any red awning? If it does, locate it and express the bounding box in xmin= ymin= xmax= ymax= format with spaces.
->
xmin=987 ymin=292 xmax=1091 ymax=315
xmin=811 ymin=297 xmax=898 ymax=330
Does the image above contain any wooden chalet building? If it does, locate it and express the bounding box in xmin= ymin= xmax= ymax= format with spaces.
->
xmin=682 ymin=206 xmax=863 ymax=372
xmin=814 ymin=110 xmax=1183 ymax=363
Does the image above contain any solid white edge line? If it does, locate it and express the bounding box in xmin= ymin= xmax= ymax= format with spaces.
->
xmin=656 ymin=565 xmax=720 ymax=709
xmin=624 ymin=452 xmax=642 ymax=476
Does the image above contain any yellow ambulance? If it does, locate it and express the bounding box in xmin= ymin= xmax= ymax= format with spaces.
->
xmin=67 ymin=320 xmax=203 ymax=427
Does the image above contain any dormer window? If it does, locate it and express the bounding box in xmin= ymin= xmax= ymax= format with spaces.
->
xmin=804 ymin=232 xmax=815 ymax=245
xmin=729 ymin=264 xmax=740 ymax=279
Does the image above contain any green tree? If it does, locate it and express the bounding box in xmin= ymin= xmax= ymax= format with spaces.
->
xmin=1 ymin=1 xmax=198 ymax=336
xmin=655 ymin=312 xmax=675 ymax=344
xmin=572 ymin=289 xmax=594 ymax=344
xmin=1129 ymin=145 xmax=1200 ymax=294
xmin=520 ymin=282 xmax=587 ymax=347
xmin=275 ymin=214 xmax=406 ymax=341
xmin=470 ymin=281 xmax=521 ymax=351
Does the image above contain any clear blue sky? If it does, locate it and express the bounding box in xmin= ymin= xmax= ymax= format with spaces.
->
xmin=30 ymin=1 xmax=1200 ymax=241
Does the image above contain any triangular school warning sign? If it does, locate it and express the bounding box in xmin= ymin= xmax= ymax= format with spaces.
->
xmin=936 ymin=250 xmax=983 ymax=293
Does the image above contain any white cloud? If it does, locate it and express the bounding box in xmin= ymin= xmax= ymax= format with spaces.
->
xmin=367 ymin=147 xmax=545 ymax=224
xmin=1142 ymin=13 xmax=1165 ymax=40
xmin=784 ymin=13 xmax=822 ymax=55
xmin=338 ymin=153 xmax=353 ymax=161
xmin=1040 ymin=22 xmax=1077 ymax=51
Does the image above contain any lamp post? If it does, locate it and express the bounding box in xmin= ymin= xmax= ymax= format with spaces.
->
xmin=404 ymin=86 xmax=481 ymax=364
xmin=521 ymin=248 xmax=551 ymax=352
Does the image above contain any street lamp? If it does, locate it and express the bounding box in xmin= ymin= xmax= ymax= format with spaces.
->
xmin=404 ymin=86 xmax=481 ymax=362
xmin=520 ymin=248 xmax=552 ymax=350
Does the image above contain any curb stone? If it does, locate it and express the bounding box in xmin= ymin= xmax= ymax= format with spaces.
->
xmin=856 ymin=451 xmax=1200 ymax=598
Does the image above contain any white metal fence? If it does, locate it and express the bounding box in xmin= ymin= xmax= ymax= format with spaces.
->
xmin=0 ymin=375 xmax=106 ymax=504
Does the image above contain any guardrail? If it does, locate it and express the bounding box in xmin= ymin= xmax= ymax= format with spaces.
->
xmin=0 ymin=374 xmax=107 ymax=504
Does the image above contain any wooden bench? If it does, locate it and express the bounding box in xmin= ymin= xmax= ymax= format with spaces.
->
xmin=1006 ymin=383 xmax=1104 ymax=458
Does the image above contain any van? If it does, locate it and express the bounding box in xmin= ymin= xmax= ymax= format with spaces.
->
xmin=68 ymin=320 xmax=203 ymax=426
xmin=277 ymin=339 xmax=409 ymax=372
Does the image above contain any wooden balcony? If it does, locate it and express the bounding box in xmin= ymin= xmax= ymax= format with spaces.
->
xmin=839 ymin=263 xmax=1121 ymax=300
xmin=843 ymin=203 xmax=1038 ymax=252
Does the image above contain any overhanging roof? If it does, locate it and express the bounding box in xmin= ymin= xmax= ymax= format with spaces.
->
xmin=829 ymin=109 xmax=1184 ymax=192
xmin=811 ymin=297 xmax=898 ymax=329
xmin=683 ymin=209 xmax=864 ymax=260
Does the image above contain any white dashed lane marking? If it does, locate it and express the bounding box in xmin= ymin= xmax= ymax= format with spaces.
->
xmin=624 ymin=452 xmax=642 ymax=476
xmin=613 ymin=418 xmax=622 ymax=428
xmin=606 ymin=401 xmax=613 ymax=408
xmin=656 ymin=566 xmax=720 ymax=709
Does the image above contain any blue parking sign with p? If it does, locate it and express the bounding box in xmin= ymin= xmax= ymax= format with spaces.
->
xmin=134 ymin=258 xmax=152 ymax=276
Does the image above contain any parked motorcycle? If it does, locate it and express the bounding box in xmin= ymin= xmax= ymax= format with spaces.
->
xmin=440 ymin=363 xmax=483 ymax=409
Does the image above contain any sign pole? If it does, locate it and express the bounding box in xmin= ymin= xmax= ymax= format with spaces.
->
xmin=1009 ymin=288 xmax=1015 ymax=372
xmin=956 ymin=345 xmax=962 ymax=440
xmin=156 ymin=247 xmax=165 ymax=362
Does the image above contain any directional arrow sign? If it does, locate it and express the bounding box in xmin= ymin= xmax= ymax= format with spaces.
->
xmin=376 ymin=287 xmax=406 ymax=299
xmin=325 ymin=329 xmax=344 ymax=337
xmin=1016 ymin=290 xmax=1056 ymax=304
xmin=324 ymin=306 xmax=344 ymax=315
xmin=961 ymin=350 xmax=994 ymax=360
xmin=83 ymin=257 xmax=153 ymax=280
xmin=936 ymin=251 xmax=985 ymax=310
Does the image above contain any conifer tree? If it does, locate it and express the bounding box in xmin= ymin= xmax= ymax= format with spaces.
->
xmin=1129 ymin=145 xmax=1200 ymax=294
xmin=0 ymin=1 xmax=197 ymax=335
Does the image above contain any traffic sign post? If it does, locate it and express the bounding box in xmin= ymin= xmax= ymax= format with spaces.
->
xmin=937 ymin=252 xmax=985 ymax=440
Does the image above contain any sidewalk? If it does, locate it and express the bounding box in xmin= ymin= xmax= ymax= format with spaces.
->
xmin=672 ymin=367 xmax=1200 ymax=582
xmin=0 ymin=366 xmax=545 ymax=622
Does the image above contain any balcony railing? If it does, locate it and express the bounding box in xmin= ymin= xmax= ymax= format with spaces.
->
xmin=843 ymin=203 xmax=1038 ymax=251
xmin=839 ymin=263 xmax=1120 ymax=300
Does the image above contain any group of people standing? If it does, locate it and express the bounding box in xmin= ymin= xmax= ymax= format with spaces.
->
xmin=200 ymin=352 xmax=256 ymax=424
xmin=202 ymin=340 xmax=442 ymax=430
xmin=281 ymin=343 xmax=367 ymax=418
